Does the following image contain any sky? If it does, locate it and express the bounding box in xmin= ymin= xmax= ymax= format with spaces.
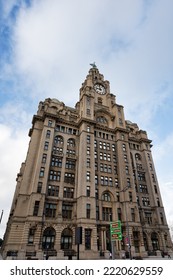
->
xmin=0 ymin=0 xmax=173 ymax=239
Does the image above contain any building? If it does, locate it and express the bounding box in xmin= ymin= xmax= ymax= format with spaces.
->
xmin=1 ymin=65 xmax=172 ymax=259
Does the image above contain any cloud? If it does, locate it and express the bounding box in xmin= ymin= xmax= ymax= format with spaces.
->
xmin=0 ymin=123 xmax=28 ymax=237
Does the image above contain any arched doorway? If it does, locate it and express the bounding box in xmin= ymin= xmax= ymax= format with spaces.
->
xmin=151 ymin=232 xmax=159 ymax=251
xmin=61 ymin=228 xmax=73 ymax=250
xmin=42 ymin=227 xmax=56 ymax=250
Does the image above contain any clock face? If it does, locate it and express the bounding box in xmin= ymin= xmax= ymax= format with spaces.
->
xmin=94 ymin=83 xmax=106 ymax=94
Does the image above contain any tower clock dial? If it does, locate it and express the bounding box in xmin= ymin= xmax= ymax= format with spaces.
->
xmin=94 ymin=83 xmax=106 ymax=94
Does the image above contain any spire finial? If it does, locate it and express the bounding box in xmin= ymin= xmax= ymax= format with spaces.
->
xmin=90 ymin=62 xmax=97 ymax=68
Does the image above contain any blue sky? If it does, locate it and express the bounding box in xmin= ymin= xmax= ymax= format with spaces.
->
xmin=0 ymin=0 xmax=173 ymax=239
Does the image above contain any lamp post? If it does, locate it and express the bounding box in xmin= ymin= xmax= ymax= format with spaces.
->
xmin=120 ymin=187 xmax=132 ymax=259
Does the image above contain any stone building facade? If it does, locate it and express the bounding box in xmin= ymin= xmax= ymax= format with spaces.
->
xmin=1 ymin=65 xmax=172 ymax=259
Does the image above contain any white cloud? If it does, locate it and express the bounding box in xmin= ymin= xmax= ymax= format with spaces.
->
xmin=0 ymin=124 xmax=29 ymax=238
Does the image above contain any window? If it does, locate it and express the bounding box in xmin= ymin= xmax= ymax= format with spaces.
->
xmin=63 ymin=187 xmax=74 ymax=198
xmin=86 ymin=204 xmax=91 ymax=218
xmin=102 ymin=207 xmax=112 ymax=221
xmin=117 ymin=208 xmax=121 ymax=220
xmin=131 ymin=208 xmax=135 ymax=222
xmin=115 ymin=178 xmax=119 ymax=188
xmin=39 ymin=167 xmax=45 ymax=177
xmin=85 ymin=229 xmax=92 ymax=250
xmin=139 ymin=185 xmax=148 ymax=193
xmin=102 ymin=192 xmax=111 ymax=201
xmin=145 ymin=211 xmax=152 ymax=224
xmin=47 ymin=185 xmax=59 ymax=197
xmin=61 ymin=228 xmax=72 ymax=250
xmin=116 ymin=192 xmax=120 ymax=202
xmin=157 ymin=197 xmax=160 ymax=207
xmin=28 ymin=228 xmax=35 ymax=244
xmin=48 ymin=120 xmax=53 ymax=127
xmin=86 ymin=186 xmax=90 ymax=197
xmin=87 ymin=109 xmax=90 ymax=115
xmin=125 ymin=166 xmax=129 ymax=174
xmin=44 ymin=141 xmax=49 ymax=150
xmin=65 ymin=159 xmax=75 ymax=169
xmin=86 ymin=171 xmax=90 ymax=182
xmin=87 ymin=126 xmax=90 ymax=132
xmin=37 ymin=182 xmax=42 ymax=193
xmin=62 ymin=203 xmax=73 ymax=220
xmin=152 ymin=174 xmax=156 ymax=182
xmin=142 ymin=197 xmax=150 ymax=206
xmin=54 ymin=136 xmax=63 ymax=145
xmin=135 ymin=153 xmax=141 ymax=161
xmin=45 ymin=203 xmax=57 ymax=218
xmin=51 ymin=157 xmax=62 ymax=167
xmin=160 ymin=212 xmax=164 ymax=224
xmin=42 ymin=227 xmax=55 ymax=249
xmin=87 ymin=147 xmax=90 ymax=155
xmin=122 ymin=144 xmax=126 ymax=152
xmin=154 ymin=185 xmax=157 ymax=194
xmin=53 ymin=146 xmax=63 ymax=154
xmin=33 ymin=201 xmax=40 ymax=216
xmin=97 ymin=116 xmax=107 ymax=124
xmin=129 ymin=191 xmax=133 ymax=202
xmin=42 ymin=154 xmax=47 ymax=163
xmin=46 ymin=130 xmax=51 ymax=138
xmin=138 ymin=172 xmax=146 ymax=181
xmin=95 ymin=175 xmax=98 ymax=185
xmin=49 ymin=170 xmax=61 ymax=181
xmin=127 ymin=178 xmax=131 ymax=187
xmin=96 ymin=206 xmax=99 ymax=220
xmin=64 ymin=173 xmax=75 ymax=184
xmin=87 ymin=135 xmax=90 ymax=144
xmin=67 ymin=138 xmax=75 ymax=147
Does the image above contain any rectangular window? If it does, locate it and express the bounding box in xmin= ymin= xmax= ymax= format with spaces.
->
xmin=49 ymin=170 xmax=61 ymax=181
xmin=102 ymin=207 xmax=112 ymax=221
xmin=117 ymin=208 xmax=121 ymax=220
xmin=47 ymin=185 xmax=59 ymax=197
xmin=86 ymin=186 xmax=90 ymax=197
xmin=85 ymin=229 xmax=92 ymax=250
xmin=33 ymin=201 xmax=40 ymax=216
xmin=45 ymin=203 xmax=57 ymax=218
xmin=44 ymin=141 xmax=49 ymax=150
xmin=64 ymin=173 xmax=75 ymax=184
xmin=46 ymin=130 xmax=51 ymax=138
xmin=86 ymin=171 xmax=90 ymax=182
xmin=86 ymin=204 xmax=91 ymax=219
xmin=37 ymin=182 xmax=42 ymax=193
xmin=87 ymin=147 xmax=90 ymax=155
xmin=51 ymin=157 xmax=62 ymax=167
xmin=131 ymin=208 xmax=135 ymax=222
xmin=42 ymin=153 xmax=47 ymax=163
xmin=65 ymin=160 xmax=75 ymax=169
xmin=63 ymin=187 xmax=74 ymax=198
xmin=39 ymin=167 xmax=45 ymax=177
xmin=87 ymin=135 xmax=90 ymax=144
xmin=28 ymin=228 xmax=35 ymax=244
xmin=62 ymin=203 xmax=72 ymax=220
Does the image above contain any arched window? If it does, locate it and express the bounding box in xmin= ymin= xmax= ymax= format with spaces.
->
xmin=54 ymin=136 xmax=64 ymax=145
xmin=61 ymin=228 xmax=73 ymax=250
xmin=135 ymin=153 xmax=141 ymax=161
xmin=42 ymin=227 xmax=56 ymax=249
xmin=96 ymin=116 xmax=107 ymax=124
xmin=67 ymin=138 xmax=75 ymax=147
xmin=102 ymin=192 xmax=111 ymax=202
